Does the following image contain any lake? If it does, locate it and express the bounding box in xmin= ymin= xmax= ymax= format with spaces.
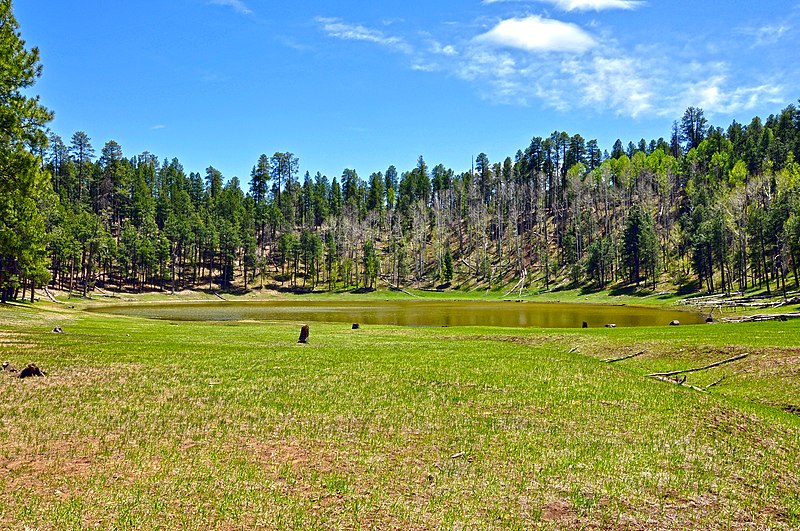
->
xmin=89 ymin=300 xmax=706 ymax=328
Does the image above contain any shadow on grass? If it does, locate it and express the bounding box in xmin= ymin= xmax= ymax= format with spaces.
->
xmin=578 ymin=284 xmax=606 ymax=295
xmin=675 ymin=281 xmax=701 ymax=297
xmin=608 ymin=284 xmax=656 ymax=297
xmin=201 ymin=286 xmax=252 ymax=296
xmin=551 ymin=281 xmax=583 ymax=292
xmin=351 ymin=287 xmax=377 ymax=294
xmin=263 ymin=283 xmax=316 ymax=295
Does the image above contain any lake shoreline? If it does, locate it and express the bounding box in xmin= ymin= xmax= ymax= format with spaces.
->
xmin=85 ymin=298 xmax=708 ymax=329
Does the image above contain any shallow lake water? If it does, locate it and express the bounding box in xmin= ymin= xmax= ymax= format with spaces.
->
xmin=90 ymin=300 xmax=705 ymax=328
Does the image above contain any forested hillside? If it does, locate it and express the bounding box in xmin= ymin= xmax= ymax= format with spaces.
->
xmin=3 ymin=3 xmax=800 ymax=300
xmin=33 ymin=102 xmax=800 ymax=298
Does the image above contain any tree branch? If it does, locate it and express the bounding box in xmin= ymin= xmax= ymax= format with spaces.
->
xmin=602 ymin=350 xmax=645 ymax=363
xmin=646 ymin=353 xmax=748 ymax=378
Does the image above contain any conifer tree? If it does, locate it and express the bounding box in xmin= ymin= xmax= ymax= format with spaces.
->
xmin=0 ymin=0 xmax=53 ymax=301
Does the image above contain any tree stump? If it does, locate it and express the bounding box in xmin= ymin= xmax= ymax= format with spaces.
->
xmin=298 ymin=324 xmax=309 ymax=343
xmin=582 ymin=321 xmax=588 ymax=329
xmin=18 ymin=363 xmax=45 ymax=378
xmin=352 ymin=323 xmax=360 ymax=329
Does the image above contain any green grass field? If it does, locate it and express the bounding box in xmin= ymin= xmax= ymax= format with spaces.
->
xmin=1 ymin=300 xmax=799 ymax=529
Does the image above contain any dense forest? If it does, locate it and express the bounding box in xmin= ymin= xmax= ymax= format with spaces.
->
xmin=3 ymin=4 xmax=800 ymax=301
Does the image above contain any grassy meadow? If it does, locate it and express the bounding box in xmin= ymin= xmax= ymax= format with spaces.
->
xmin=1 ymin=298 xmax=799 ymax=529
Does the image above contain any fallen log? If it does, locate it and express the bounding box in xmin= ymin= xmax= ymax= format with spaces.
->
xmin=458 ymin=257 xmax=475 ymax=275
xmin=379 ymin=276 xmax=419 ymax=298
xmin=649 ymin=375 xmax=708 ymax=393
xmin=502 ymin=276 xmax=525 ymax=298
xmin=679 ymin=294 xmax=800 ymax=310
xmin=646 ymin=353 xmax=748 ymax=378
xmin=776 ymin=296 xmax=800 ymax=307
xmin=43 ymin=286 xmax=66 ymax=304
xmin=502 ymin=269 xmax=527 ymax=298
xmin=649 ymin=374 xmax=727 ymax=393
xmin=703 ymin=376 xmax=726 ymax=391
xmin=723 ymin=313 xmax=800 ymax=323
xmin=602 ymin=350 xmax=645 ymax=363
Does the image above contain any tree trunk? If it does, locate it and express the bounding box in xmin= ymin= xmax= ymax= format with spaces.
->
xmin=82 ymin=248 xmax=89 ymax=298
xmin=760 ymin=227 xmax=770 ymax=295
xmin=69 ymin=256 xmax=75 ymax=298
xmin=209 ymin=251 xmax=214 ymax=290
xmin=171 ymin=252 xmax=176 ymax=294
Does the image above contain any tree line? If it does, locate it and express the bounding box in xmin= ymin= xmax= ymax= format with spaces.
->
xmin=3 ymin=2 xmax=800 ymax=301
xmin=32 ymin=101 xmax=800 ymax=299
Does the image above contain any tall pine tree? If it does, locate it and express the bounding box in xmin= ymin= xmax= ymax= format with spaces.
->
xmin=0 ymin=0 xmax=53 ymax=302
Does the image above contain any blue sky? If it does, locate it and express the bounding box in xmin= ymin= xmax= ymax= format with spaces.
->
xmin=16 ymin=0 xmax=799 ymax=182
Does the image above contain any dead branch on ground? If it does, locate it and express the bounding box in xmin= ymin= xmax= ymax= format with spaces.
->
xmin=647 ymin=353 xmax=748 ymax=378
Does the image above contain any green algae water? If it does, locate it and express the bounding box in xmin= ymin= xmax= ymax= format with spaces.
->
xmin=89 ymin=300 xmax=705 ymax=328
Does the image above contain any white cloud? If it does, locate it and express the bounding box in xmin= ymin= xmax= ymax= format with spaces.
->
xmin=677 ymin=76 xmax=784 ymax=115
xmin=431 ymin=42 xmax=458 ymax=56
xmin=316 ymin=17 xmax=413 ymax=54
xmin=151 ymin=124 xmax=166 ymax=130
xmin=482 ymin=0 xmax=643 ymax=10
xmin=411 ymin=62 xmax=441 ymax=72
xmin=738 ymin=24 xmax=791 ymax=47
xmin=460 ymin=49 xmax=519 ymax=81
xmin=564 ymin=56 xmax=653 ymax=117
xmin=314 ymin=13 xmax=789 ymax=119
xmin=207 ymin=0 xmax=252 ymax=15
xmin=544 ymin=0 xmax=643 ymax=11
xmin=452 ymin=46 xmax=557 ymax=106
xmin=475 ymin=16 xmax=597 ymax=53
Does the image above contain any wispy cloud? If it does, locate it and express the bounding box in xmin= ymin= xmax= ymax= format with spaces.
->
xmin=737 ymin=23 xmax=791 ymax=47
xmin=151 ymin=124 xmax=167 ymax=130
xmin=482 ymin=0 xmax=643 ymax=10
xmin=316 ymin=17 xmax=413 ymax=54
xmin=675 ymin=76 xmax=784 ymax=115
xmin=278 ymin=37 xmax=313 ymax=52
xmin=430 ymin=41 xmax=458 ymax=57
xmin=475 ymin=16 xmax=597 ymax=53
xmin=545 ymin=0 xmax=643 ymax=10
xmin=564 ymin=56 xmax=653 ymax=116
xmin=449 ymin=43 xmax=785 ymax=117
xmin=207 ymin=0 xmax=252 ymax=15
xmin=315 ymin=14 xmax=788 ymax=119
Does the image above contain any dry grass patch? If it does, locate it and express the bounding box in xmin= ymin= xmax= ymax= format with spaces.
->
xmin=1 ymin=363 xmax=143 ymax=388
xmin=739 ymin=347 xmax=800 ymax=376
xmin=0 ymin=330 xmax=37 ymax=350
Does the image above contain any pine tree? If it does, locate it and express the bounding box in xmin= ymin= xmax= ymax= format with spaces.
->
xmin=442 ymin=246 xmax=453 ymax=283
xmin=0 ymin=0 xmax=53 ymax=301
xmin=622 ymin=204 xmax=658 ymax=287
